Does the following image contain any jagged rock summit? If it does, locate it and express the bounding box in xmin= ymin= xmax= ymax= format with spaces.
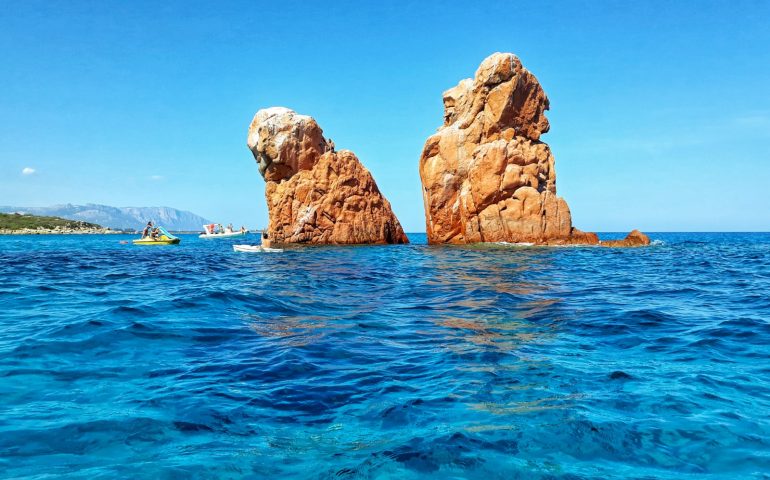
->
xmin=419 ymin=52 xmax=649 ymax=247
xmin=247 ymin=107 xmax=408 ymax=245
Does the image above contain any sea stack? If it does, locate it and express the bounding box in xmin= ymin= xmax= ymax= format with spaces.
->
xmin=418 ymin=53 xmax=649 ymax=246
xmin=247 ymin=107 xmax=408 ymax=245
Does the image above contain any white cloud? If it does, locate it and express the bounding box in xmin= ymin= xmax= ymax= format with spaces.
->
xmin=21 ymin=167 xmax=36 ymax=175
xmin=149 ymin=175 xmax=164 ymax=181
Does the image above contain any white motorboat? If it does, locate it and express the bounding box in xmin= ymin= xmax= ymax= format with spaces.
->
xmin=199 ymin=224 xmax=247 ymax=239
xmin=233 ymin=244 xmax=283 ymax=253
xmin=199 ymin=230 xmax=246 ymax=239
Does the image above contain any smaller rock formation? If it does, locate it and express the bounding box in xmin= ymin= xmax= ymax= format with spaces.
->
xmin=247 ymin=107 xmax=408 ymax=245
xmin=601 ymin=230 xmax=651 ymax=247
xmin=419 ymin=52 xmax=649 ymax=247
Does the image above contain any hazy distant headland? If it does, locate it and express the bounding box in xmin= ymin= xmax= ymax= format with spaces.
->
xmin=0 ymin=204 xmax=211 ymax=232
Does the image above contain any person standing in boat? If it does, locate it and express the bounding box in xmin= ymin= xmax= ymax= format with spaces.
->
xmin=142 ymin=221 xmax=153 ymax=238
xmin=261 ymin=230 xmax=271 ymax=248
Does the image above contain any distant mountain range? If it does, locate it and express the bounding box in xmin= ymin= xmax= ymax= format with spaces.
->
xmin=0 ymin=204 xmax=211 ymax=231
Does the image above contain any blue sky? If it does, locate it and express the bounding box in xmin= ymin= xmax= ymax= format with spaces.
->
xmin=1 ymin=1 xmax=769 ymax=232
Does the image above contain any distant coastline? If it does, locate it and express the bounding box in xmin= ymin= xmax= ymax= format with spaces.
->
xmin=0 ymin=228 xmax=122 ymax=235
xmin=0 ymin=212 xmax=123 ymax=235
xmin=0 ymin=204 xmax=211 ymax=232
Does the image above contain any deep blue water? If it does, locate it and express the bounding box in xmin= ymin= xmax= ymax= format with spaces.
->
xmin=1 ymin=232 xmax=769 ymax=479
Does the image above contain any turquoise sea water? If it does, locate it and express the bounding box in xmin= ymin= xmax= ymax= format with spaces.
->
xmin=1 ymin=232 xmax=769 ymax=479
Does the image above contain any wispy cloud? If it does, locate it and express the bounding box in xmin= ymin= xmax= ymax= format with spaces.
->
xmin=149 ymin=175 xmax=164 ymax=181
xmin=732 ymin=113 xmax=770 ymax=129
xmin=565 ymin=135 xmax=706 ymax=156
xmin=21 ymin=167 xmax=36 ymax=175
xmin=565 ymin=111 xmax=770 ymax=157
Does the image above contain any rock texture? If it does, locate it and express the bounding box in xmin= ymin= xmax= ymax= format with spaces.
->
xmin=601 ymin=229 xmax=651 ymax=247
xmin=247 ymin=107 xmax=408 ymax=245
xmin=419 ymin=52 xmax=648 ymax=247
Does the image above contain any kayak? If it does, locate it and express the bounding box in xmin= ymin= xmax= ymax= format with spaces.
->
xmin=233 ymin=244 xmax=283 ymax=253
xmin=133 ymin=226 xmax=180 ymax=245
xmin=199 ymin=231 xmax=246 ymax=239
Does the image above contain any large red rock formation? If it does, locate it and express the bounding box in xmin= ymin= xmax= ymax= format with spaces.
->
xmin=419 ymin=53 xmax=648 ymax=247
xmin=247 ymin=107 xmax=408 ymax=245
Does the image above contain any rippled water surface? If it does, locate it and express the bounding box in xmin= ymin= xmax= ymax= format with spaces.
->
xmin=1 ymin=232 xmax=770 ymax=479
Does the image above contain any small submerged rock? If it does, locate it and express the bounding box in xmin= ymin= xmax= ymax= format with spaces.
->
xmin=608 ymin=370 xmax=634 ymax=380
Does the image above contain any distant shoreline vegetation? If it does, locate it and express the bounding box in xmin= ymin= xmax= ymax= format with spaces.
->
xmin=0 ymin=204 xmax=211 ymax=232
xmin=0 ymin=213 xmax=124 ymax=234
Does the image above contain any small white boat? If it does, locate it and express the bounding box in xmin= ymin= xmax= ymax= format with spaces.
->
xmin=199 ymin=231 xmax=246 ymax=239
xmin=199 ymin=223 xmax=247 ymax=239
xmin=233 ymin=244 xmax=283 ymax=253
